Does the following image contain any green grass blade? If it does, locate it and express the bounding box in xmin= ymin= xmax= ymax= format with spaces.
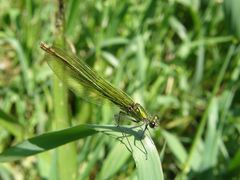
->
xmin=223 ymin=0 xmax=240 ymax=39
xmin=133 ymin=133 xmax=164 ymax=180
xmin=0 ymin=124 xmax=97 ymax=162
xmin=96 ymin=126 xmax=164 ymax=180
xmin=79 ymin=136 xmax=105 ymax=179
xmin=0 ymin=109 xmax=24 ymax=138
xmin=4 ymin=38 xmax=31 ymax=94
xmin=161 ymin=129 xmax=187 ymax=166
xmin=51 ymin=1 xmax=78 ymax=179
xmin=227 ymin=149 xmax=240 ymax=176
xmin=0 ymin=124 xmax=163 ymax=179
xmin=66 ymin=0 xmax=81 ymax=35
xmin=181 ymin=45 xmax=236 ymax=175
xmin=98 ymin=142 xmax=130 ymax=179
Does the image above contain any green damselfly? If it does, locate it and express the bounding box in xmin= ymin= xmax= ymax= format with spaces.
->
xmin=40 ymin=42 xmax=159 ymax=131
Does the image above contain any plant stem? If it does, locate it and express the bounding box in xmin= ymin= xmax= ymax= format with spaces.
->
xmin=53 ymin=0 xmax=77 ymax=179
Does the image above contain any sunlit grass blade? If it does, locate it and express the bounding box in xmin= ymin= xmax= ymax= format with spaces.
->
xmin=0 ymin=124 xmax=164 ymax=179
xmin=0 ymin=125 xmax=97 ymax=162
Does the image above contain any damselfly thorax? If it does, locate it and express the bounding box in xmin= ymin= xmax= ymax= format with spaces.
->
xmin=120 ymin=103 xmax=159 ymax=129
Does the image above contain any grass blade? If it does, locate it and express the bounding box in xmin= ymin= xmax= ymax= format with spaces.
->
xmin=0 ymin=124 xmax=97 ymax=162
xmin=181 ymin=45 xmax=236 ymax=175
xmin=0 ymin=124 xmax=164 ymax=179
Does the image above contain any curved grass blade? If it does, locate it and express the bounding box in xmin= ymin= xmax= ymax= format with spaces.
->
xmin=0 ymin=125 xmax=97 ymax=162
xmin=0 ymin=124 xmax=164 ymax=179
xmin=95 ymin=125 xmax=164 ymax=180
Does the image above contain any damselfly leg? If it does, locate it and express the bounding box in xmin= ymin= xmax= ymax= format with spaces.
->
xmin=114 ymin=111 xmax=139 ymax=127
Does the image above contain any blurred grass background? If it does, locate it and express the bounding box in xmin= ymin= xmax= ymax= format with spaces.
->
xmin=0 ymin=0 xmax=240 ymax=179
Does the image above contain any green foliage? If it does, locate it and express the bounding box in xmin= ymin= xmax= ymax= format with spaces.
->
xmin=223 ymin=0 xmax=240 ymax=39
xmin=0 ymin=0 xmax=239 ymax=179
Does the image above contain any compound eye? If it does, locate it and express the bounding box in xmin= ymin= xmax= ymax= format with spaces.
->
xmin=149 ymin=121 xmax=156 ymax=128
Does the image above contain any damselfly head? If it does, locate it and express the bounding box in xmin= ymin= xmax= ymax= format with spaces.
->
xmin=149 ymin=115 xmax=160 ymax=128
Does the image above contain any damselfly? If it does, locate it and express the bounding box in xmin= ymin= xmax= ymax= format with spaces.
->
xmin=40 ymin=42 xmax=159 ymax=131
